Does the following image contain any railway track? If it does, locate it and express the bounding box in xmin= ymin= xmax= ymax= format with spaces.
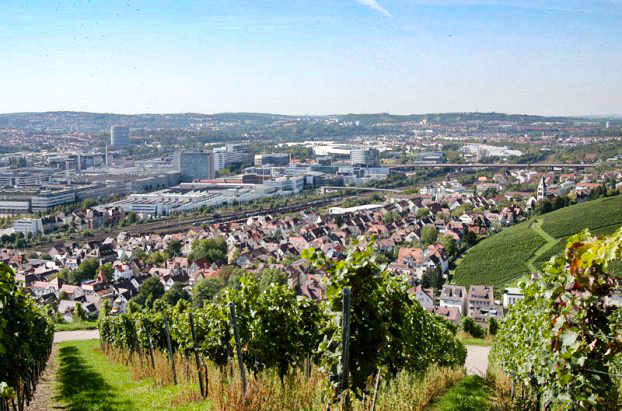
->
xmin=28 ymin=195 xmax=344 ymax=252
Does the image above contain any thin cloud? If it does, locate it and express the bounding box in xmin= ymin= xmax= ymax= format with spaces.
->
xmin=356 ymin=0 xmax=391 ymax=17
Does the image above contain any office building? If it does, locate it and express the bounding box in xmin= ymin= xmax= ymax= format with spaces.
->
xmin=351 ymin=148 xmax=379 ymax=166
xmin=14 ymin=218 xmax=44 ymax=235
xmin=110 ymin=126 xmax=130 ymax=147
xmin=264 ymin=175 xmax=304 ymax=193
xmin=213 ymin=149 xmax=227 ymax=171
xmin=254 ymin=153 xmax=290 ymax=167
xmin=173 ymin=151 xmax=215 ymax=181
xmin=31 ymin=189 xmax=77 ymax=212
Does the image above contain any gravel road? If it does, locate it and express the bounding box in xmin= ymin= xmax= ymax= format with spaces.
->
xmin=53 ymin=329 xmax=100 ymax=343
xmin=465 ymin=345 xmax=491 ymax=376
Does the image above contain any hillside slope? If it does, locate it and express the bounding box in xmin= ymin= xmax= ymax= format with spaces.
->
xmin=453 ymin=195 xmax=622 ymax=289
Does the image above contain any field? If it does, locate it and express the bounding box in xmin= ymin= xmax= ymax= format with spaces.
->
xmin=454 ymin=195 xmax=622 ymax=289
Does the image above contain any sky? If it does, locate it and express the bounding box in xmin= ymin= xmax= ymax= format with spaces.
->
xmin=1 ymin=0 xmax=621 ymax=116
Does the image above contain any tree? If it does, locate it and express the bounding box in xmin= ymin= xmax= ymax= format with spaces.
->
xmin=132 ymin=277 xmax=165 ymax=308
xmin=100 ymin=262 xmax=114 ymax=281
xmin=188 ymin=237 xmax=227 ymax=263
xmin=166 ymin=239 xmax=182 ymax=257
xmin=534 ymin=198 xmax=553 ymax=215
xmin=72 ymin=303 xmax=86 ymax=322
xmin=60 ymin=258 xmax=100 ymax=285
xmin=421 ymin=224 xmax=438 ymax=245
xmin=162 ymin=282 xmax=190 ymax=306
xmin=257 ymin=268 xmax=287 ymax=291
xmin=81 ymin=198 xmax=97 ymax=209
xmin=422 ymin=267 xmax=443 ymax=290
xmin=487 ymin=317 xmax=499 ymax=336
xmin=192 ymin=278 xmax=225 ymax=307
xmin=416 ymin=208 xmax=430 ymax=218
xmin=58 ymin=290 xmax=69 ymax=300
xmin=384 ymin=211 xmax=396 ymax=225
xmin=79 ymin=258 xmax=100 ymax=281
xmin=132 ymin=247 xmax=147 ymax=261
xmin=146 ymin=251 xmax=167 ymax=267
xmin=464 ymin=230 xmax=478 ymax=247
xmin=441 ymin=234 xmax=457 ymax=257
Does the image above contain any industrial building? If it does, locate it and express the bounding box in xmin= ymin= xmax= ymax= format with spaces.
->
xmin=113 ymin=182 xmax=264 ymax=216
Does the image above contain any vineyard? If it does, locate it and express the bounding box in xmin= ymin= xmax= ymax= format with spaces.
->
xmin=0 ymin=264 xmax=54 ymax=411
xmin=490 ymin=228 xmax=622 ymax=409
xmin=454 ymin=194 xmax=622 ymax=288
xmin=539 ymin=195 xmax=622 ymax=238
xmin=453 ymin=221 xmax=545 ymax=288
xmin=97 ymin=244 xmax=467 ymax=410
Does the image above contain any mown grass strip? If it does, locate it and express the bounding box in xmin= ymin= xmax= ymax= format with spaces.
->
xmin=431 ymin=375 xmax=494 ymax=411
xmin=54 ymin=339 xmax=211 ymax=411
xmin=55 ymin=320 xmax=99 ymax=332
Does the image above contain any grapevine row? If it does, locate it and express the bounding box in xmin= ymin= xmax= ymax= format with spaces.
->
xmin=0 ymin=264 xmax=54 ymax=411
xmin=99 ymin=244 xmax=467 ymax=402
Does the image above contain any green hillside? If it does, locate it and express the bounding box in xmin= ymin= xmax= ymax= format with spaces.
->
xmin=453 ymin=195 xmax=622 ymax=289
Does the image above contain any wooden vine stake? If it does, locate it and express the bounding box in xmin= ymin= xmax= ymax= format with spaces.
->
xmin=142 ymin=318 xmax=155 ymax=369
xmin=371 ymin=368 xmax=381 ymax=411
xmin=341 ymin=287 xmax=352 ymax=408
xmin=188 ymin=312 xmax=206 ymax=397
xmin=131 ymin=320 xmax=144 ymax=368
xmin=163 ymin=315 xmax=178 ymax=385
xmin=228 ymin=302 xmax=248 ymax=396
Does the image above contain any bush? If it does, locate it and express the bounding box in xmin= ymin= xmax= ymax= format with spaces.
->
xmin=461 ymin=316 xmax=485 ymax=339
xmin=487 ymin=317 xmax=499 ymax=336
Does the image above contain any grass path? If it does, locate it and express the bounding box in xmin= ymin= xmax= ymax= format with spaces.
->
xmin=526 ymin=219 xmax=558 ymax=273
xmin=430 ymin=375 xmax=494 ymax=411
xmin=54 ymin=340 xmax=210 ymax=411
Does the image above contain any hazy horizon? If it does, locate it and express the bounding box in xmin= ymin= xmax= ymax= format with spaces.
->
xmin=0 ymin=109 xmax=620 ymax=119
xmin=2 ymin=0 xmax=621 ymax=116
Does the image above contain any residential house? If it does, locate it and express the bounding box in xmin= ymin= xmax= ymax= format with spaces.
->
xmin=440 ymin=285 xmax=467 ymax=314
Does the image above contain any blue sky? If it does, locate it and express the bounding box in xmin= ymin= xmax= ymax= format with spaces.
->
xmin=1 ymin=0 xmax=621 ymax=115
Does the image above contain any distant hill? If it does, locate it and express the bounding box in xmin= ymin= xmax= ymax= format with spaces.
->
xmin=453 ymin=195 xmax=622 ymax=290
xmin=0 ymin=111 xmax=586 ymax=132
xmin=0 ymin=111 xmax=297 ymax=132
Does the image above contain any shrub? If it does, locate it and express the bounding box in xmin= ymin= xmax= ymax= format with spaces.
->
xmin=461 ymin=316 xmax=485 ymax=339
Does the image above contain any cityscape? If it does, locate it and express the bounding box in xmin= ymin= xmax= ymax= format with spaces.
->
xmin=1 ymin=1 xmax=622 ymax=410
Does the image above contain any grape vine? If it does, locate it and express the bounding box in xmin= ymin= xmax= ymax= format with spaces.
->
xmin=99 ymin=243 xmax=466 ymax=406
xmin=490 ymin=227 xmax=622 ymax=409
xmin=0 ymin=263 xmax=54 ymax=411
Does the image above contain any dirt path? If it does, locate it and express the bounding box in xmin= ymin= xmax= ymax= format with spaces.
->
xmin=527 ymin=218 xmax=558 ymax=272
xmin=465 ymin=345 xmax=491 ymax=376
xmin=54 ymin=329 xmax=100 ymax=343
xmin=25 ymin=345 xmax=58 ymax=411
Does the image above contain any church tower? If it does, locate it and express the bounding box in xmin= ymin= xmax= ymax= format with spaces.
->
xmin=536 ymin=177 xmax=547 ymax=200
